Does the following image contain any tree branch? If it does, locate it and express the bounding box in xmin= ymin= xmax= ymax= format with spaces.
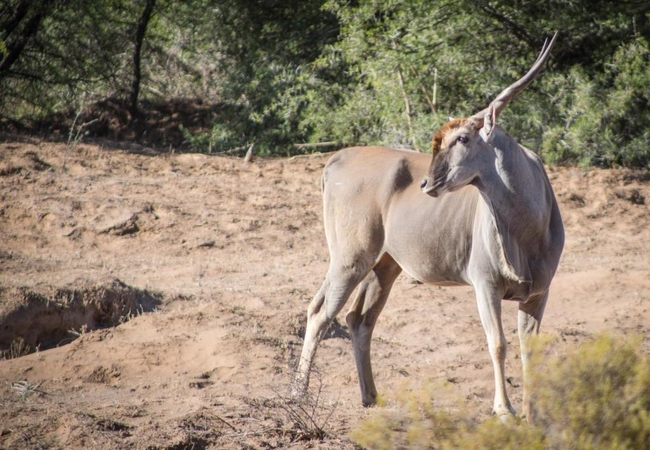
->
xmin=0 ymin=8 xmax=46 ymax=76
xmin=130 ymin=0 xmax=156 ymax=119
xmin=1 ymin=0 xmax=30 ymax=40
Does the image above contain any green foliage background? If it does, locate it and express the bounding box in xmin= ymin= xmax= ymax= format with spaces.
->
xmin=2 ymin=0 xmax=650 ymax=166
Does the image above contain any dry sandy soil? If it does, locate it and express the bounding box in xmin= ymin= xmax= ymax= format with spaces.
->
xmin=0 ymin=137 xmax=649 ymax=449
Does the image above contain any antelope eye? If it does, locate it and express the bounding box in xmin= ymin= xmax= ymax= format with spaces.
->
xmin=457 ymin=135 xmax=469 ymax=144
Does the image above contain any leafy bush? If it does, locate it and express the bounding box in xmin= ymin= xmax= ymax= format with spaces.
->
xmin=540 ymin=37 xmax=650 ymax=169
xmin=351 ymin=334 xmax=650 ymax=449
xmin=3 ymin=1 xmax=650 ymax=166
xmin=298 ymin=1 xmax=650 ymax=167
xmin=531 ymin=334 xmax=650 ymax=449
xmin=350 ymin=382 xmax=460 ymax=450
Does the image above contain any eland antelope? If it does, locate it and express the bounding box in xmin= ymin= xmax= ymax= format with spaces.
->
xmin=293 ymin=34 xmax=564 ymax=420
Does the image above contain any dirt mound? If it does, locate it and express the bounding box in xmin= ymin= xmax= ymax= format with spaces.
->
xmin=0 ymin=140 xmax=648 ymax=449
xmin=0 ymin=279 xmax=162 ymax=357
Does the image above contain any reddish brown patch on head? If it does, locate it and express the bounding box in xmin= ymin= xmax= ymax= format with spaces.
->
xmin=431 ymin=118 xmax=466 ymax=157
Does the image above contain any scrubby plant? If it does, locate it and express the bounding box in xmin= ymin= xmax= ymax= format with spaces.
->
xmin=1 ymin=337 xmax=31 ymax=360
xmin=530 ymin=334 xmax=650 ymax=449
xmin=351 ymin=334 xmax=650 ymax=449
xmin=540 ymin=37 xmax=650 ymax=169
xmin=350 ymin=381 xmax=460 ymax=450
xmin=445 ymin=417 xmax=547 ymax=450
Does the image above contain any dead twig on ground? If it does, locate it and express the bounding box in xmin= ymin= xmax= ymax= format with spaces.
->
xmin=11 ymin=380 xmax=50 ymax=398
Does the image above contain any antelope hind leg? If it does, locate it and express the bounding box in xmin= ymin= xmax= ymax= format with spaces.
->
xmin=293 ymin=265 xmax=367 ymax=398
xmin=345 ymin=254 xmax=401 ymax=406
xmin=517 ymin=290 xmax=549 ymax=423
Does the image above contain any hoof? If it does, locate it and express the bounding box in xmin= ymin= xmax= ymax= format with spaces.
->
xmin=492 ymin=405 xmax=517 ymax=423
xmin=361 ymin=392 xmax=379 ymax=408
xmin=497 ymin=413 xmax=515 ymax=424
xmin=289 ymin=379 xmax=308 ymax=400
xmin=290 ymin=388 xmax=305 ymax=400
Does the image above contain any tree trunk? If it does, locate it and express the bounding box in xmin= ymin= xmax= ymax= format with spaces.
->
xmin=1 ymin=0 xmax=30 ymax=40
xmin=0 ymin=2 xmax=46 ymax=77
xmin=129 ymin=0 xmax=156 ymax=120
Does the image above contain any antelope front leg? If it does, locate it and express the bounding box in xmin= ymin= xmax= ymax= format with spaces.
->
xmin=474 ymin=284 xmax=516 ymax=419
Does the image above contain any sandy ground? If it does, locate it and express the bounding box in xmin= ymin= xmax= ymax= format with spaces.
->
xmin=0 ymin=138 xmax=649 ymax=449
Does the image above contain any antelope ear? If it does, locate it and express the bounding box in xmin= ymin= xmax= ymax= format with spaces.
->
xmin=480 ymin=104 xmax=497 ymax=142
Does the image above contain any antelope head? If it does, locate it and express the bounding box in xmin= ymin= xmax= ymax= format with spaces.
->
xmin=420 ymin=33 xmax=557 ymax=197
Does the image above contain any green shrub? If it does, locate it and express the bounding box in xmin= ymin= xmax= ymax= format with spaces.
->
xmin=350 ymin=382 xmax=460 ymax=450
xmin=351 ymin=334 xmax=650 ymax=449
xmin=445 ymin=417 xmax=546 ymax=450
xmin=530 ymin=334 xmax=650 ymax=449
xmin=540 ymin=37 xmax=650 ymax=169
